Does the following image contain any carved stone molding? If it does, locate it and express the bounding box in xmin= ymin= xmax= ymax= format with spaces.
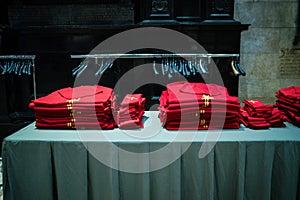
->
xmin=208 ymin=0 xmax=234 ymax=19
xmin=151 ymin=0 xmax=168 ymax=14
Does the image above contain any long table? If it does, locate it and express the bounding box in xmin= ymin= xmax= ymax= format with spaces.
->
xmin=2 ymin=111 xmax=300 ymax=200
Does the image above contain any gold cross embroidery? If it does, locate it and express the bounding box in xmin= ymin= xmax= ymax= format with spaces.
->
xmin=201 ymin=95 xmax=214 ymax=107
xmin=127 ymin=96 xmax=138 ymax=101
xmin=66 ymin=98 xmax=81 ymax=104
xmin=248 ymin=100 xmax=258 ymax=104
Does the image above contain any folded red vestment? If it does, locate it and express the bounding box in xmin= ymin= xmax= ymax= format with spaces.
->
xmin=30 ymin=85 xmax=117 ymax=129
xmin=160 ymin=81 xmax=239 ymax=106
xmin=243 ymin=99 xmax=273 ymax=118
xmin=275 ymin=86 xmax=300 ymax=127
xmin=276 ymin=86 xmax=300 ymax=103
xmin=239 ymin=107 xmax=270 ymax=129
xmin=117 ymin=94 xmax=145 ymax=129
xmin=36 ymin=120 xmax=116 ymax=129
xmin=30 ymin=85 xmax=115 ymax=107
xmin=164 ymin=121 xmax=240 ymax=130
xmin=159 ymin=81 xmax=241 ymax=130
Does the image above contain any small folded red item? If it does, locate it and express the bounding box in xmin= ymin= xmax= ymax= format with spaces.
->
xmin=117 ymin=94 xmax=145 ymax=129
xmin=243 ymin=99 xmax=273 ymax=118
xmin=239 ymin=107 xmax=270 ymax=129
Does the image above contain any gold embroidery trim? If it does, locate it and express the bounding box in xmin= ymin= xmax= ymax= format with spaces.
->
xmin=67 ymin=103 xmax=72 ymax=110
xmin=127 ymin=96 xmax=138 ymax=101
xmin=66 ymin=98 xmax=81 ymax=104
xmin=67 ymin=122 xmax=76 ymax=129
xmin=199 ymin=119 xmax=206 ymax=126
xmin=201 ymin=95 xmax=214 ymax=108
xmin=248 ymin=100 xmax=258 ymax=104
xmin=195 ymin=109 xmax=205 ymax=117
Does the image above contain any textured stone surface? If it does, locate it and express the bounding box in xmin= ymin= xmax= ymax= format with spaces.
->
xmin=235 ymin=2 xmax=297 ymax=28
xmin=236 ymin=0 xmax=299 ymax=104
xmin=244 ymin=78 xmax=281 ymax=103
xmin=238 ymin=77 xmax=248 ymax=101
xmin=280 ymin=78 xmax=300 ymax=87
xmin=279 ymin=48 xmax=300 ymax=78
xmin=278 ymin=28 xmax=297 ymax=48
xmin=241 ymin=53 xmax=280 ymax=78
xmin=240 ymin=28 xmax=280 ymax=54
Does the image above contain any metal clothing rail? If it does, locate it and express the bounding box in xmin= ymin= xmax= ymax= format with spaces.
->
xmin=0 ymin=55 xmax=37 ymax=99
xmin=0 ymin=55 xmax=36 ymax=60
xmin=70 ymin=53 xmax=240 ymax=59
xmin=70 ymin=53 xmax=245 ymax=77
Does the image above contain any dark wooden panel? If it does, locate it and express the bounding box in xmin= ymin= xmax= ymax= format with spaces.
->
xmin=174 ymin=0 xmax=203 ymax=22
xmin=1 ymin=0 xmax=249 ymax=112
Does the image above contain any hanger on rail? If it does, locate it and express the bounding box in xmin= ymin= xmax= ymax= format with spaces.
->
xmin=0 ymin=55 xmax=37 ymax=99
xmin=152 ymin=56 xmax=209 ymax=79
xmin=0 ymin=56 xmax=35 ymax=76
xmin=72 ymin=58 xmax=114 ymax=77
xmin=70 ymin=53 xmax=245 ymax=79
xmin=231 ymin=57 xmax=246 ymax=76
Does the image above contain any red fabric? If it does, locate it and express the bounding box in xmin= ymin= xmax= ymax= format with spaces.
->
xmin=162 ymin=101 xmax=240 ymax=111
xmin=243 ymin=99 xmax=273 ymax=118
xmin=159 ymin=82 xmax=241 ymax=130
xmin=266 ymin=108 xmax=285 ymax=121
xmin=158 ymin=106 xmax=239 ymax=125
xmin=118 ymin=97 xmax=146 ymax=115
xmin=239 ymin=107 xmax=270 ymax=129
xmin=36 ymin=120 xmax=116 ymax=129
xmin=275 ymin=99 xmax=300 ymax=113
xmin=30 ymin=85 xmax=117 ymax=130
xmin=119 ymin=118 xmax=144 ymax=129
xmin=36 ymin=114 xmax=114 ymax=123
xmin=120 ymin=94 xmax=144 ymax=106
xmin=275 ymin=86 xmax=300 ymax=127
xmin=275 ymin=96 xmax=300 ymax=108
xmin=285 ymin=110 xmax=300 ymax=127
xmin=33 ymin=107 xmax=113 ymax=118
xmin=160 ymin=81 xmax=239 ymax=106
xmin=276 ymin=86 xmax=300 ymax=102
xmin=240 ymin=99 xmax=287 ymax=129
xmin=30 ymin=85 xmax=114 ymax=107
xmin=117 ymin=94 xmax=145 ymax=129
xmin=164 ymin=122 xmax=240 ymax=130
xmin=243 ymin=99 xmax=266 ymax=109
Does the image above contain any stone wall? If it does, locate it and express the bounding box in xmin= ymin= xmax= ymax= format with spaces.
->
xmin=234 ymin=0 xmax=300 ymax=104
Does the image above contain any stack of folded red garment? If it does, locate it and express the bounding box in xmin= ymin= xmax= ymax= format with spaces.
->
xmin=158 ymin=81 xmax=241 ymax=130
xmin=117 ymin=94 xmax=146 ymax=129
xmin=239 ymin=99 xmax=286 ymax=129
xmin=275 ymin=86 xmax=300 ymax=127
xmin=29 ymin=85 xmax=117 ymax=129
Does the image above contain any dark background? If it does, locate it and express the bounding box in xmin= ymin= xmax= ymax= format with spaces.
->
xmin=0 ymin=0 xmax=249 ymax=151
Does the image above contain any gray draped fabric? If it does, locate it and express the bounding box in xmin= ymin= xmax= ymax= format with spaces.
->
xmin=2 ymin=112 xmax=300 ymax=200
